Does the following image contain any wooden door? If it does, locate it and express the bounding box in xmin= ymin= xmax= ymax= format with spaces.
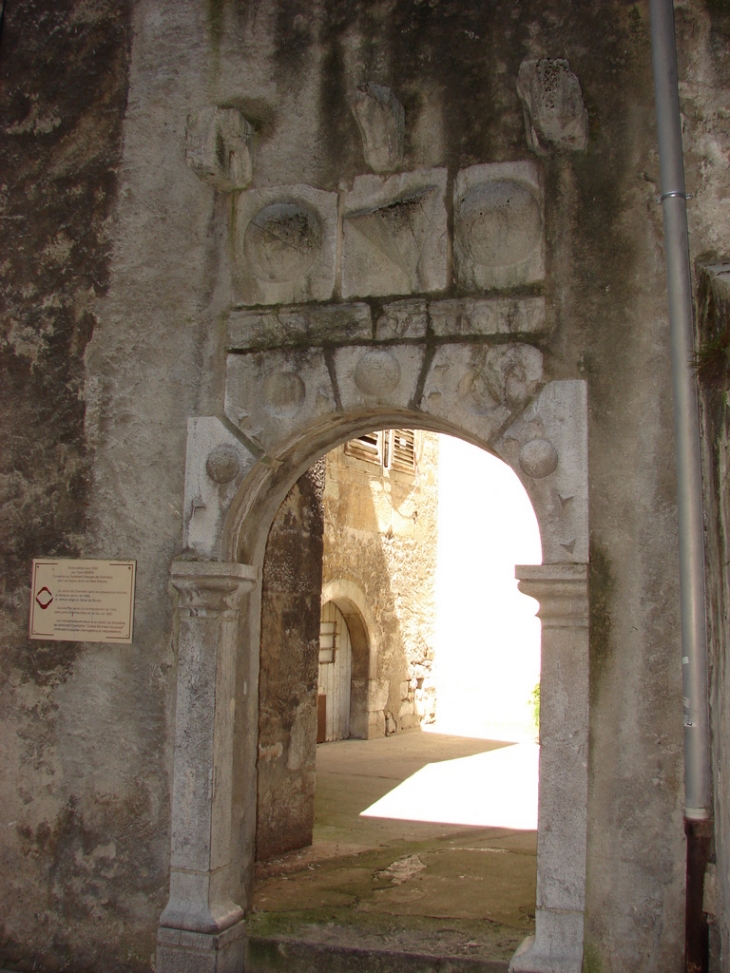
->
xmin=318 ymin=602 xmax=352 ymax=742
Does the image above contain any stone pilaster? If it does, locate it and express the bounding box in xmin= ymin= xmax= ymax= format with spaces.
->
xmin=510 ymin=563 xmax=589 ymax=973
xmin=157 ymin=561 xmax=257 ymax=973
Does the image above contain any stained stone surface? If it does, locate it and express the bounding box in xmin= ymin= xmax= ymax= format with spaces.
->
xmin=454 ymin=162 xmax=544 ymax=290
xmin=351 ymin=83 xmax=405 ymax=174
xmin=334 ymin=344 xmax=425 ymax=411
xmin=495 ymin=381 xmax=588 ymax=564
xmin=225 ymin=350 xmax=335 ymax=456
xmin=183 ymin=418 xmax=256 ymax=559
xmin=233 ymin=186 xmax=338 ymax=305
xmin=375 ymin=300 xmax=429 ymax=341
xmin=185 ymin=107 xmax=254 ymax=192
xmin=342 ymin=169 xmax=448 ymax=299
xmin=429 ymin=297 xmax=546 ymax=338
xmin=516 ymin=58 xmax=589 ymax=155
xmin=228 ymin=304 xmax=373 ymax=351
xmin=420 ymin=343 xmax=544 ymax=446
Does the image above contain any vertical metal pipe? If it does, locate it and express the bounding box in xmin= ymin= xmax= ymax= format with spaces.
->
xmin=649 ymin=3 xmax=711 ymax=970
xmin=650 ymin=0 xmax=711 ymax=823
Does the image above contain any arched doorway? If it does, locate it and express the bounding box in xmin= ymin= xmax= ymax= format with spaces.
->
xmin=318 ymin=601 xmax=352 ymax=743
xmin=158 ymin=374 xmax=589 ymax=973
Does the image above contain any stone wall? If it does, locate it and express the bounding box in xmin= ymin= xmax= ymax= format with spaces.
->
xmin=322 ymin=432 xmax=439 ymax=738
xmin=0 ymin=3 xmax=139 ymax=971
xmin=256 ymin=463 xmax=325 ymax=863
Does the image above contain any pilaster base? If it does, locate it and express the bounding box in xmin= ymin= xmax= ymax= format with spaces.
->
xmin=157 ymin=920 xmax=246 ymax=973
xmin=510 ymin=910 xmax=584 ymax=973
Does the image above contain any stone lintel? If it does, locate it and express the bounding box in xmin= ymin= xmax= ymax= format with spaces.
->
xmin=227 ymin=296 xmax=547 ymax=353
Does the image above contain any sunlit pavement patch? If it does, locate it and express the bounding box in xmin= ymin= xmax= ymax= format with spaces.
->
xmin=361 ymin=743 xmax=539 ymax=831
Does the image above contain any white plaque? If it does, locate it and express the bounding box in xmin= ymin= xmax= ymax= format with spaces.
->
xmin=29 ymin=559 xmax=136 ymax=643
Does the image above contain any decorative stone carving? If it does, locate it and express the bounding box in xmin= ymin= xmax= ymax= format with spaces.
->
xmin=185 ymin=107 xmax=254 ymax=192
xmin=206 ymin=445 xmax=241 ymax=484
xmin=429 ymin=296 xmax=547 ymax=339
xmin=225 ymin=349 xmax=335 ymax=456
xmin=350 ymin=83 xmax=405 ymax=173
xmin=510 ymin=563 xmax=589 ymax=973
xmin=495 ymin=380 xmax=588 ymax=564
xmin=228 ymin=303 xmax=372 ymax=352
xmin=454 ymin=162 xmax=544 ymax=290
xmin=375 ymin=299 xmax=428 ymax=341
xmin=517 ymin=58 xmax=589 ymax=156
xmin=334 ymin=344 xmax=425 ymax=411
xmin=342 ymin=168 xmax=448 ymax=299
xmin=232 ymin=186 xmax=337 ymax=305
xmin=519 ymin=438 xmax=559 ymax=479
xmin=354 ymin=349 xmax=402 ymax=396
xmin=157 ymin=561 xmax=258 ymax=973
xmin=261 ymin=369 xmax=306 ymax=418
xmin=421 ymin=343 xmax=543 ymax=446
xmin=183 ymin=418 xmax=256 ymax=560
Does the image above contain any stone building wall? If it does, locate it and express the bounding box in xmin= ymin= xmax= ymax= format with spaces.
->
xmin=322 ymin=431 xmax=439 ymax=738
xmin=255 ymin=462 xmax=325 ymax=863
xmin=2 ymin=2 xmax=730 ymax=972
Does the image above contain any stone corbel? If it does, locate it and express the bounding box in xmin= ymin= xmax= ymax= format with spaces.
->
xmin=157 ymin=560 xmax=258 ymax=973
xmin=510 ymin=563 xmax=589 ymax=973
xmin=186 ymin=107 xmax=254 ymax=192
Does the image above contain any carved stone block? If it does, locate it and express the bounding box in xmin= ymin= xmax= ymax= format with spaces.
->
xmin=183 ymin=418 xmax=256 ymax=559
xmin=421 ymin=342 xmax=544 ymax=448
xmin=186 ymin=107 xmax=254 ymax=192
xmin=517 ymin=58 xmax=589 ymax=155
xmin=429 ymin=296 xmax=547 ymax=338
xmin=232 ymin=186 xmax=337 ymax=306
xmin=227 ymin=303 xmax=372 ymax=351
xmin=351 ymin=83 xmax=405 ymax=173
xmin=375 ymin=299 xmax=428 ymax=340
xmin=454 ymin=162 xmax=544 ymax=291
xmin=334 ymin=344 xmax=426 ymax=412
xmin=342 ymin=168 xmax=448 ymax=299
xmin=495 ymin=380 xmax=588 ymax=564
xmin=225 ymin=349 xmax=335 ymax=457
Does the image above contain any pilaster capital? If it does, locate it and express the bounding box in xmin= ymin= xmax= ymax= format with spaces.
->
xmin=516 ymin=563 xmax=588 ymax=628
xmin=170 ymin=560 xmax=258 ymax=613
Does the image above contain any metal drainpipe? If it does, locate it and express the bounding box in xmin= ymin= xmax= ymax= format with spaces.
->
xmin=649 ymin=2 xmax=712 ymax=971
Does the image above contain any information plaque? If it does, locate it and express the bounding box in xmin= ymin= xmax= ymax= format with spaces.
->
xmin=29 ymin=559 xmax=136 ymax=644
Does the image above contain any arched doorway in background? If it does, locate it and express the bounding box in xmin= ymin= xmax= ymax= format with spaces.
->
xmin=318 ymin=601 xmax=352 ymax=743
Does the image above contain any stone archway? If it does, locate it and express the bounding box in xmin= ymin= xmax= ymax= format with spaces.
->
xmin=158 ymin=368 xmax=588 ymax=973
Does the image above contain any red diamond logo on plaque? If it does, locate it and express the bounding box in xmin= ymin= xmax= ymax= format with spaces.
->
xmin=35 ymin=586 xmax=54 ymax=610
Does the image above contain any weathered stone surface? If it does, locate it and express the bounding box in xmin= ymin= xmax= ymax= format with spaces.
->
xmin=342 ymin=169 xmax=448 ymax=299
xmin=228 ymin=304 xmax=372 ymax=351
xmin=232 ymin=186 xmax=338 ymax=306
xmin=183 ymin=418 xmax=256 ymax=559
xmin=257 ymin=465 xmax=324 ymax=862
xmin=495 ymin=382 xmax=589 ymax=565
xmin=375 ymin=300 xmax=429 ymax=341
xmin=421 ymin=343 xmax=544 ymax=447
xmin=160 ymin=562 xmax=257 ymax=949
xmin=429 ymin=297 xmax=547 ymax=338
xmin=351 ymin=83 xmax=405 ymax=174
xmin=511 ymin=564 xmax=589 ymax=973
xmin=454 ymin=162 xmax=544 ymax=291
xmin=186 ymin=107 xmax=254 ymax=192
xmin=334 ymin=345 xmax=426 ymax=412
xmin=225 ymin=350 xmax=335 ymax=457
xmin=516 ymin=58 xmax=589 ymax=156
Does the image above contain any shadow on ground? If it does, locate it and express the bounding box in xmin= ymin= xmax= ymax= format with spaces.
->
xmin=247 ymin=731 xmax=537 ymax=971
